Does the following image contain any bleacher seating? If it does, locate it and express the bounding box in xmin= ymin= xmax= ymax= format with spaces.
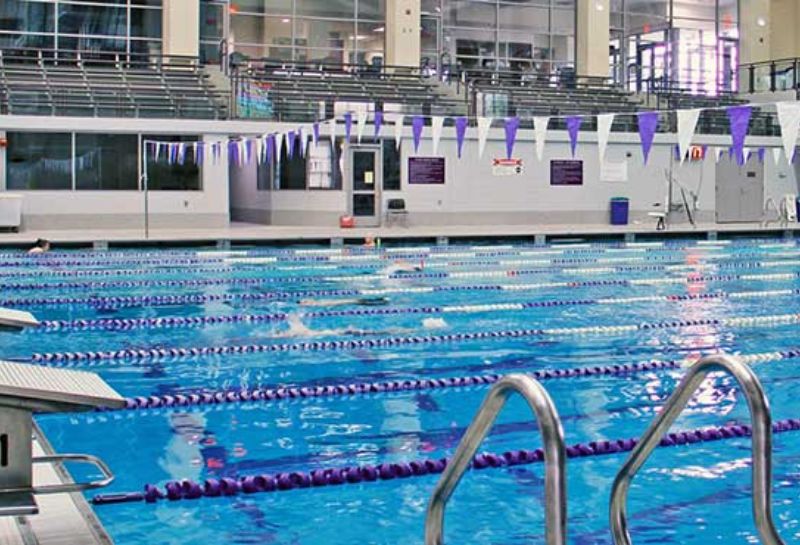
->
xmin=0 ymin=49 xmax=228 ymax=119
xmin=234 ymin=61 xmax=469 ymax=122
xmin=466 ymin=70 xmax=643 ymax=131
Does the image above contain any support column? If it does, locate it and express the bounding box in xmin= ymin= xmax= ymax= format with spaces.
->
xmin=385 ymin=0 xmax=420 ymax=68
xmin=576 ymin=0 xmax=610 ymax=79
xmin=738 ymin=0 xmax=770 ymax=90
xmin=162 ymin=0 xmax=200 ymax=59
xmin=771 ymin=0 xmax=800 ymax=58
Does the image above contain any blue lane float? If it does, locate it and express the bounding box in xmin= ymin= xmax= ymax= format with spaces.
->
xmin=90 ymin=417 xmax=800 ymax=505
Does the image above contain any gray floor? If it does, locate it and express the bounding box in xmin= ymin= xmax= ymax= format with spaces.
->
xmin=0 ymin=220 xmax=796 ymax=247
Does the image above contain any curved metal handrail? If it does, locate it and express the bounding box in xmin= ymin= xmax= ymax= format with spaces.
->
xmin=424 ymin=374 xmax=567 ymax=545
xmin=609 ymin=354 xmax=785 ymax=545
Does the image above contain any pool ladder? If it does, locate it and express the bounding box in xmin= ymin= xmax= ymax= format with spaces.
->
xmin=424 ymin=355 xmax=786 ymax=545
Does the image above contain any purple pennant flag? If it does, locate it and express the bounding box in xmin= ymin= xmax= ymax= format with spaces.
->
xmin=245 ymin=139 xmax=254 ymax=164
xmin=266 ymin=134 xmax=275 ymax=164
xmin=195 ymin=143 xmax=204 ymax=165
xmin=412 ymin=116 xmax=424 ymax=153
xmin=344 ymin=112 xmax=353 ymax=142
xmin=674 ymin=144 xmax=681 ymax=161
xmin=313 ymin=122 xmax=320 ymax=145
xmin=637 ymin=111 xmax=659 ymax=164
xmin=758 ymin=147 xmax=765 ymax=163
xmin=727 ymin=105 xmax=752 ymax=166
xmin=287 ymin=131 xmax=296 ymax=160
xmin=455 ymin=117 xmax=468 ymax=158
xmin=504 ymin=117 xmax=520 ymax=159
xmin=228 ymin=141 xmax=238 ymax=166
xmin=374 ymin=111 xmax=384 ymax=139
xmin=566 ymin=116 xmax=582 ymax=157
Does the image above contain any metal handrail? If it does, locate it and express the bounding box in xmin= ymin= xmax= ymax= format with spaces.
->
xmin=609 ymin=354 xmax=785 ymax=545
xmin=424 ymin=374 xmax=567 ymax=545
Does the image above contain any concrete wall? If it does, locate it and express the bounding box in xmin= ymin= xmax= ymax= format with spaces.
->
xmin=229 ymin=124 xmax=796 ymax=228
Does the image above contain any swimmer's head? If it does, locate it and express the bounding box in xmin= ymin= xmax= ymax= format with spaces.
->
xmin=422 ymin=317 xmax=448 ymax=329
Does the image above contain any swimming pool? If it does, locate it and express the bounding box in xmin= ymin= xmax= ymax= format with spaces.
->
xmin=4 ymin=236 xmax=800 ymax=544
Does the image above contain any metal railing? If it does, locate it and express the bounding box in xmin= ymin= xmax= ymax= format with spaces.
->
xmin=424 ymin=374 xmax=567 ymax=545
xmin=609 ymin=354 xmax=785 ymax=545
xmin=740 ymin=58 xmax=800 ymax=95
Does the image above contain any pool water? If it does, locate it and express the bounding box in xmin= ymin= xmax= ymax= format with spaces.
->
xmin=4 ymin=237 xmax=800 ymax=544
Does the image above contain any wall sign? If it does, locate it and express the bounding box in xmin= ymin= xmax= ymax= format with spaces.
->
xmin=550 ymin=160 xmax=583 ymax=186
xmin=492 ymin=158 xmax=523 ymax=176
xmin=409 ymin=157 xmax=445 ymax=184
xmin=600 ymin=160 xmax=628 ymax=183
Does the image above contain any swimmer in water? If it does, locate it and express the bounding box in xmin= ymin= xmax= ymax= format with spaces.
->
xmin=28 ymin=238 xmax=51 ymax=254
xmin=380 ymin=260 xmax=424 ymax=275
xmin=299 ymin=296 xmax=390 ymax=307
xmin=276 ymin=314 xmax=447 ymax=338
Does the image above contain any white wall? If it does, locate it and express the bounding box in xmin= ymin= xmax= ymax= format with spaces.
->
xmin=230 ymin=123 xmax=796 ymax=228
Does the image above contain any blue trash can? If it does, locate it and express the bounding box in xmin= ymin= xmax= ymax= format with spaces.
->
xmin=610 ymin=197 xmax=629 ymax=226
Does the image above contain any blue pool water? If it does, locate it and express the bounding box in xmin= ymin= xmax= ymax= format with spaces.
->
xmin=4 ymin=237 xmax=800 ymax=544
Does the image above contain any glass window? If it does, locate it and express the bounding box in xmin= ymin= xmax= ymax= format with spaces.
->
xmin=277 ymin=142 xmax=307 ymax=190
xmin=445 ymin=0 xmax=495 ymax=28
xmin=57 ymin=4 xmax=128 ymax=36
xmin=0 ymin=33 xmax=54 ymax=49
xmin=0 ymin=2 xmax=55 ymax=33
xmin=144 ymin=135 xmax=202 ymax=191
xmin=296 ymin=0 xmax=355 ymax=18
xmin=130 ymin=8 xmax=162 ymax=38
xmin=232 ymin=0 xmax=293 ymax=15
xmin=6 ymin=132 xmax=73 ymax=190
xmin=382 ymin=139 xmax=400 ymax=190
xmin=358 ymin=0 xmax=384 ymax=20
xmin=75 ymin=133 xmax=138 ymax=190
xmin=200 ymin=2 xmax=224 ymax=40
xmin=308 ymin=139 xmax=335 ymax=189
xmin=498 ymin=4 xmax=547 ymax=33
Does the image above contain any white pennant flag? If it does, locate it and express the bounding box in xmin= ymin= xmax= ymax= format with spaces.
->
xmin=477 ymin=117 xmax=492 ymax=158
xmin=677 ymin=108 xmax=701 ymax=165
xmin=715 ymin=146 xmax=726 ymax=163
xmin=299 ymin=127 xmax=309 ymax=157
xmin=743 ymin=147 xmax=752 ymax=163
xmin=776 ymin=102 xmax=800 ymax=163
xmin=773 ymin=147 xmax=783 ymax=164
xmin=393 ymin=115 xmax=405 ymax=149
xmin=533 ymin=116 xmax=550 ymax=161
xmin=431 ymin=116 xmax=444 ymax=155
xmin=256 ymin=137 xmax=264 ymax=163
xmin=356 ymin=110 xmax=368 ymax=143
xmin=275 ymin=133 xmax=284 ymax=162
xmin=328 ymin=119 xmax=337 ymax=143
xmin=596 ymin=114 xmax=614 ymax=164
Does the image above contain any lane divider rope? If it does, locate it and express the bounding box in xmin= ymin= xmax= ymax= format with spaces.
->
xmin=103 ymin=349 xmax=798 ymax=413
xmin=89 ymin=417 xmax=800 ymax=505
xmin=36 ymin=288 xmax=800 ymax=332
xmin=6 ymin=252 xmax=800 ymax=292
xmin=28 ymin=314 xmax=800 ymax=363
xmin=5 ymin=271 xmax=799 ymax=309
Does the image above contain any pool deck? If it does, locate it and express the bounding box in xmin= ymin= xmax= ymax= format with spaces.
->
xmin=0 ymin=220 xmax=798 ymax=247
xmin=0 ymin=426 xmax=112 ymax=545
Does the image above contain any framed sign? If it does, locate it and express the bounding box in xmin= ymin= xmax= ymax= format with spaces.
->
xmin=409 ymin=157 xmax=445 ymax=184
xmin=550 ymin=160 xmax=583 ymax=186
xmin=492 ymin=158 xmax=523 ymax=176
